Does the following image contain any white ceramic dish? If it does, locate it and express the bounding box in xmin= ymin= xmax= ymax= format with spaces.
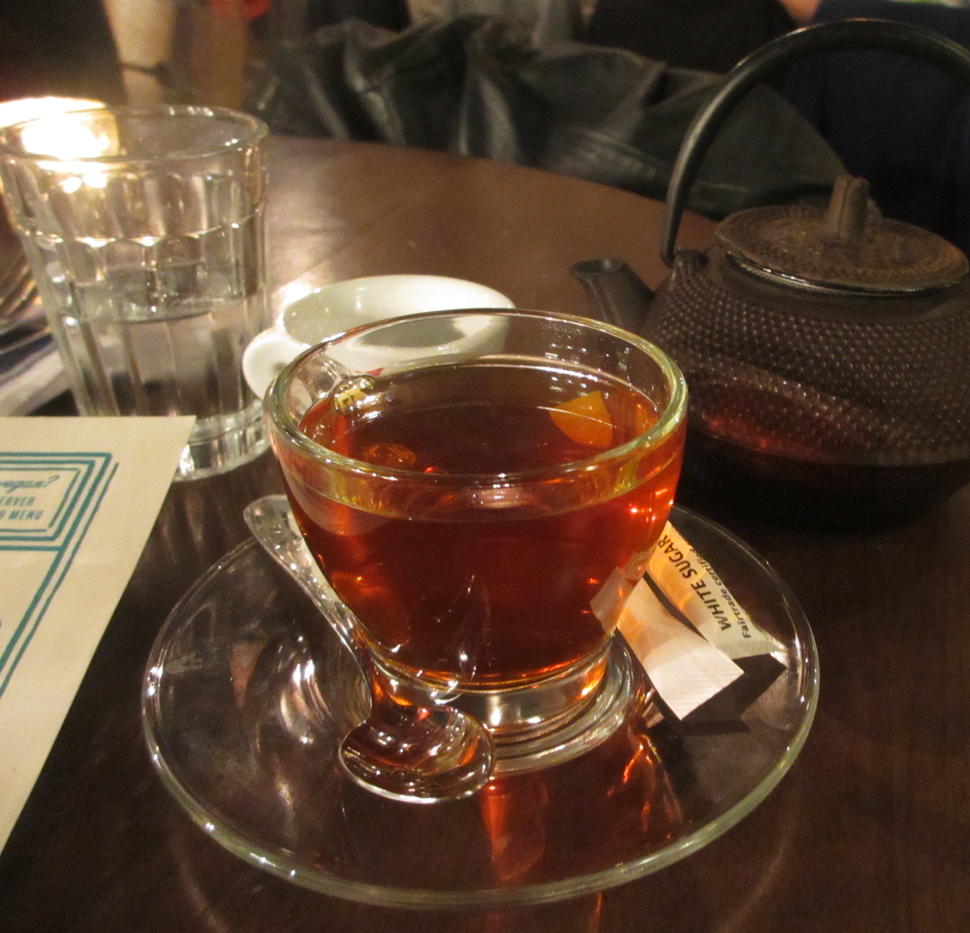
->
xmin=243 ymin=274 xmax=514 ymax=396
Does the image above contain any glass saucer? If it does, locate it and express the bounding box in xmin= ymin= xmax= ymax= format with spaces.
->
xmin=142 ymin=506 xmax=819 ymax=909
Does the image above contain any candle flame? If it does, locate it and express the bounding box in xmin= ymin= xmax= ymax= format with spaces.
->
xmin=0 ymin=96 xmax=112 ymax=187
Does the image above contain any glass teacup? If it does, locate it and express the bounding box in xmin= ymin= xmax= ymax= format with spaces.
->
xmin=266 ymin=309 xmax=686 ymax=801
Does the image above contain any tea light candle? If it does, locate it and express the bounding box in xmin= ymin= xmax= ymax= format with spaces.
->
xmin=0 ymin=97 xmax=113 ymax=192
xmin=0 ymin=97 xmax=106 ymax=131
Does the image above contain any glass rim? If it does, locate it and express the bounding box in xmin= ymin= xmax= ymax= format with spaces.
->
xmin=0 ymin=103 xmax=268 ymax=165
xmin=269 ymin=307 xmax=688 ymax=486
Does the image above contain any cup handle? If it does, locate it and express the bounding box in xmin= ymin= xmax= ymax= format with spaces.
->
xmin=243 ymin=329 xmax=307 ymax=397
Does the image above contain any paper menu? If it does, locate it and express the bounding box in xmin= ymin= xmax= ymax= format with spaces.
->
xmin=0 ymin=416 xmax=193 ymax=851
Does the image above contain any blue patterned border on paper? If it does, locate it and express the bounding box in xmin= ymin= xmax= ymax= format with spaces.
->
xmin=0 ymin=451 xmax=117 ymax=696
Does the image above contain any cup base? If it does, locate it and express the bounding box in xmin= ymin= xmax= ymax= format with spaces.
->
xmin=489 ymin=638 xmax=647 ymax=775
xmin=374 ymin=636 xmax=647 ymax=777
xmin=174 ymin=401 xmax=268 ymax=481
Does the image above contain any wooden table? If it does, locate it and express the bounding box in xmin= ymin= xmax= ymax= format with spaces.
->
xmin=2 ymin=137 xmax=969 ymax=932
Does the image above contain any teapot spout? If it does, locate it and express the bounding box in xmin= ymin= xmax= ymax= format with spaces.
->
xmin=570 ymin=258 xmax=653 ymax=334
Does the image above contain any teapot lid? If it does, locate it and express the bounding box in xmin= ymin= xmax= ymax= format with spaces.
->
xmin=715 ymin=175 xmax=968 ymax=295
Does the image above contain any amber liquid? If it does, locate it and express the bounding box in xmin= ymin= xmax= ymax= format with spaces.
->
xmin=288 ymin=361 xmax=684 ymax=687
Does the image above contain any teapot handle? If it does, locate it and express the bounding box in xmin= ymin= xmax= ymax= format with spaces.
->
xmin=661 ymin=17 xmax=970 ymax=267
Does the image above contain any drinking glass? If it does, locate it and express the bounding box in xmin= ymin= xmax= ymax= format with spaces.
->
xmin=266 ymin=309 xmax=687 ymax=800
xmin=0 ymin=105 xmax=269 ymax=479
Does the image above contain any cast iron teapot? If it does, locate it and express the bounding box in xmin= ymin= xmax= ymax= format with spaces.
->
xmin=573 ymin=18 xmax=970 ymax=524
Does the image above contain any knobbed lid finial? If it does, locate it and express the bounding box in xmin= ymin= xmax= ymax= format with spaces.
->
xmin=715 ymin=174 xmax=968 ymax=295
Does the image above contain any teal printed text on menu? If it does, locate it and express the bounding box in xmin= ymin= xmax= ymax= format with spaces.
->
xmin=0 ymin=452 xmax=116 ymax=696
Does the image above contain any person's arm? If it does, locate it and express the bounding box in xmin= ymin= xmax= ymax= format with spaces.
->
xmin=777 ymin=0 xmax=821 ymax=22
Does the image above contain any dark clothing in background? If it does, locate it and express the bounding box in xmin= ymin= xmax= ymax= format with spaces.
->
xmin=783 ymin=0 xmax=970 ymax=254
xmin=0 ymin=0 xmax=125 ymax=104
xmin=303 ymin=0 xmax=411 ymax=31
xmin=586 ymin=0 xmax=797 ymax=73
xmin=247 ymin=14 xmax=843 ymax=220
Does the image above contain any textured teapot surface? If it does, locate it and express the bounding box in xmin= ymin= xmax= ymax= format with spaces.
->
xmin=644 ymin=244 xmax=970 ymax=467
xmin=714 ymin=174 xmax=969 ymax=298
